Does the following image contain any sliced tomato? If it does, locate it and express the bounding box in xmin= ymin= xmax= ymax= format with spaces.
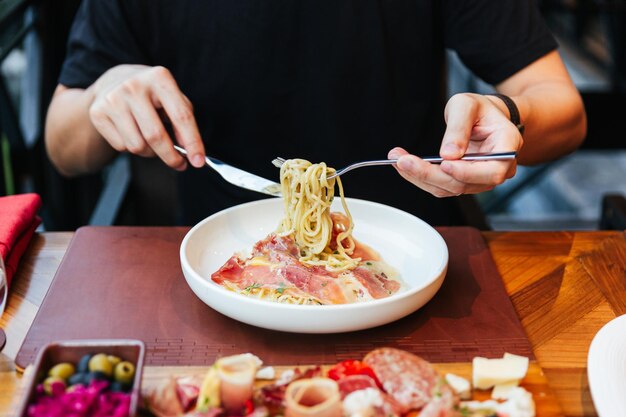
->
xmin=243 ymin=398 xmax=255 ymax=416
xmin=327 ymin=360 xmax=383 ymax=390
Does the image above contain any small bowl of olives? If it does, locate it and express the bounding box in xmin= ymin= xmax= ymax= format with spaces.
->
xmin=16 ymin=339 xmax=145 ymax=417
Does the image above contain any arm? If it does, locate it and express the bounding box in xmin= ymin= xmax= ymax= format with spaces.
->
xmin=388 ymin=51 xmax=586 ymax=197
xmin=45 ymin=64 xmax=206 ymax=177
xmin=490 ymin=50 xmax=586 ymax=164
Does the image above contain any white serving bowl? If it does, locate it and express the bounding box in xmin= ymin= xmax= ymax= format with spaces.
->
xmin=180 ymin=198 xmax=448 ymax=333
xmin=588 ymin=314 xmax=626 ymax=417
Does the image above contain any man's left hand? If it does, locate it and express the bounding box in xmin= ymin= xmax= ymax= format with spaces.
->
xmin=388 ymin=93 xmax=522 ymax=197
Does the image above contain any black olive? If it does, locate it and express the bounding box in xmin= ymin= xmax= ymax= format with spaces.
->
xmin=109 ymin=381 xmax=124 ymax=392
xmin=86 ymin=371 xmax=109 ymax=385
xmin=68 ymin=372 xmax=87 ymax=386
xmin=77 ymin=354 xmax=93 ymax=373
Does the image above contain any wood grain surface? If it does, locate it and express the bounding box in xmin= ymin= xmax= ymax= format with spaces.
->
xmin=1 ymin=230 xmax=624 ymax=417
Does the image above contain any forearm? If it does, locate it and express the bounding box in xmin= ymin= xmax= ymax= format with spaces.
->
xmin=45 ymin=85 xmax=117 ymax=177
xmin=492 ymin=52 xmax=587 ymax=165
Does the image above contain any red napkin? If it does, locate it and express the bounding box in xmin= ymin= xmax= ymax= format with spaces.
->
xmin=0 ymin=193 xmax=42 ymax=287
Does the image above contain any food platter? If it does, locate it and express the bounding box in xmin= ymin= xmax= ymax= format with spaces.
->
xmin=180 ymin=198 xmax=448 ymax=333
xmin=588 ymin=313 xmax=626 ymax=417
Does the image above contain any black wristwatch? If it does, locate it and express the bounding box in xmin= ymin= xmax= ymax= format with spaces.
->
xmin=489 ymin=93 xmax=525 ymax=135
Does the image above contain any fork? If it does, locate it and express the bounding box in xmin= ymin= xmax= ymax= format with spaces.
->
xmin=174 ymin=145 xmax=282 ymax=197
xmin=272 ymin=151 xmax=516 ymax=180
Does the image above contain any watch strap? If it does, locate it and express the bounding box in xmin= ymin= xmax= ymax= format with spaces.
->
xmin=490 ymin=93 xmax=525 ymax=135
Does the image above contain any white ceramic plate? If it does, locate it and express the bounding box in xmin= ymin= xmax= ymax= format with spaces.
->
xmin=588 ymin=314 xmax=626 ymax=417
xmin=180 ymin=198 xmax=448 ymax=333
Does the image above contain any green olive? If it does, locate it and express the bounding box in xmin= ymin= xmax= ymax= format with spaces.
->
xmin=114 ymin=361 xmax=135 ymax=385
xmin=107 ymin=355 xmax=122 ymax=367
xmin=43 ymin=376 xmax=66 ymax=395
xmin=88 ymin=353 xmax=113 ymax=377
xmin=48 ymin=362 xmax=75 ymax=380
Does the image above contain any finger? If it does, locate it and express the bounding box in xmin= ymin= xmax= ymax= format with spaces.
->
xmin=127 ymin=95 xmax=186 ymax=166
xmin=389 ymin=147 xmax=497 ymax=195
xmin=395 ymin=166 xmax=455 ymax=197
xmin=89 ymin=108 xmax=126 ymax=152
xmin=439 ymin=127 xmax=520 ymax=185
xmin=149 ymin=67 xmax=205 ymax=168
xmin=440 ymin=159 xmax=514 ymax=186
xmin=108 ymin=107 xmax=147 ymax=153
xmin=395 ymin=154 xmax=467 ymax=197
xmin=388 ymin=147 xmax=409 ymax=160
xmin=441 ymin=94 xmax=479 ymax=159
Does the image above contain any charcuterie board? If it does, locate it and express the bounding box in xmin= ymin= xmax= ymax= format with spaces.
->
xmin=17 ymin=226 xmax=532 ymax=368
xmin=140 ymin=361 xmax=563 ymax=416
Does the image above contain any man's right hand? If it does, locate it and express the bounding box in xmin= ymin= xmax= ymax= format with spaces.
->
xmin=88 ymin=64 xmax=205 ymax=170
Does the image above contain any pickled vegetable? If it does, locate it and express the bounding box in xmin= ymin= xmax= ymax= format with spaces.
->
xmin=48 ymin=362 xmax=75 ymax=380
xmin=88 ymin=353 xmax=113 ymax=376
xmin=114 ymin=361 xmax=135 ymax=385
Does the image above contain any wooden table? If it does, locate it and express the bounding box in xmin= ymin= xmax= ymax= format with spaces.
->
xmin=1 ymin=230 xmax=624 ymax=416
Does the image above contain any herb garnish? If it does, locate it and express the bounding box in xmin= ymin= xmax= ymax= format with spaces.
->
xmin=244 ymin=282 xmax=261 ymax=292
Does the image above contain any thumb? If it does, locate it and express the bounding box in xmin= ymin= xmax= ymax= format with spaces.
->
xmin=440 ymin=94 xmax=479 ymax=159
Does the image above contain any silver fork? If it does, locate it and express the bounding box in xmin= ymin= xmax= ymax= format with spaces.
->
xmin=272 ymin=151 xmax=516 ymax=180
xmin=174 ymin=145 xmax=282 ymax=197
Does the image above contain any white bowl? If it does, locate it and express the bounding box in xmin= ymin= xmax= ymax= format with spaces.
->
xmin=588 ymin=314 xmax=626 ymax=417
xmin=180 ymin=198 xmax=448 ymax=333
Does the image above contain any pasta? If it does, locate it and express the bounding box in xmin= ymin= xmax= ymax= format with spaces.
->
xmin=211 ymin=158 xmax=404 ymax=305
xmin=276 ymin=159 xmax=359 ymax=272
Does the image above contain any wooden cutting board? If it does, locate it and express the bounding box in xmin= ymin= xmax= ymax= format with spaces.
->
xmin=141 ymin=362 xmax=563 ymax=417
xmin=16 ymin=226 xmax=533 ymax=368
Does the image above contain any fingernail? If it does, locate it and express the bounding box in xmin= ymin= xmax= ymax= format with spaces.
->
xmin=443 ymin=143 xmax=459 ymax=155
xmin=397 ymin=156 xmax=414 ymax=171
xmin=388 ymin=148 xmax=401 ymax=159
xmin=192 ymin=154 xmax=204 ymax=167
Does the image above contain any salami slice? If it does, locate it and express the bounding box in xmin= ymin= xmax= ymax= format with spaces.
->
xmin=337 ymin=374 xmax=379 ymax=399
xmin=363 ymin=348 xmax=438 ymax=412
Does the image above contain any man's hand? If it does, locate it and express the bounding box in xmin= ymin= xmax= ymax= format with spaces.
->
xmin=88 ymin=64 xmax=205 ymax=170
xmin=389 ymin=93 xmax=521 ymax=197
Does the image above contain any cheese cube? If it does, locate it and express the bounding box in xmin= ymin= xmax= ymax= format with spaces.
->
xmin=472 ymin=353 xmax=529 ymax=390
xmin=445 ymin=373 xmax=472 ymax=399
xmin=256 ymin=366 xmax=275 ymax=380
xmin=492 ymin=380 xmax=520 ymax=399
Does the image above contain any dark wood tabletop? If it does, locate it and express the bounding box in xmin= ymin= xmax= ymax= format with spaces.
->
xmin=1 ymin=230 xmax=624 ymax=417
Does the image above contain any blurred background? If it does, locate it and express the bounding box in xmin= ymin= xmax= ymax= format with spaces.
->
xmin=1 ymin=0 xmax=625 ymax=231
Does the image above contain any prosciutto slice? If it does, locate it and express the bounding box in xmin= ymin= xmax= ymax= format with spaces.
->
xmin=351 ymin=268 xmax=401 ymax=299
xmin=212 ymin=232 xmax=401 ymax=305
xmin=284 ymin=378 xmax=342 ymax=417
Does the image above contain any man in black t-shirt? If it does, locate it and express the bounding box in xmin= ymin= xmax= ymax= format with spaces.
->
xmin=45 ymin=0 xmax=586 ymax=226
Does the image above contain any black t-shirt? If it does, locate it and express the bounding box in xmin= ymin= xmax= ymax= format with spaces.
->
xmin=59 ymin=0 xmax=556 ymax=226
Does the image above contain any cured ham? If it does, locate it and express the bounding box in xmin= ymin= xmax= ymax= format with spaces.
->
xmin=336 ymin=375 xmax=379 ymax=399
xmin=212 ymin=232 xmax=403 ymax=305
xmin=284 ymin=378 xmax=342 ymax=417
xmin=140 ymin=348 xmax=530 ymax=417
